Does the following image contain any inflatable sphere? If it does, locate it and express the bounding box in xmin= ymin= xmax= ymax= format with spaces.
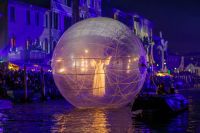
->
xmin=52 ymin=17 xmax=147 ymax=108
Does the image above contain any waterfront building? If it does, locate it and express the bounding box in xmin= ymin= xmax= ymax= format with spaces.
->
xmin=0 ymin=0 xmax=50 ymax=63
xmin=185 ymin=63 xmax=200 ymax=76
xmin=111 ymin=8 xmax=153 ymax=42
xmin=0 ymin=0 xmax=167 ymax=69
xmin=49 ymin=0 xmax=101 ymax=55
xmin=108 ymin=8 xmax=172 ymax=71
xmin=104 ymin=8 xmax=156 ymax=66
xmin=0 ymin=0 xmax=101 ymax=64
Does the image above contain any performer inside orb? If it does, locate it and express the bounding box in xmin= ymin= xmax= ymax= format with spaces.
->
xmin=92 ymin=56 xmax=111 ymax=97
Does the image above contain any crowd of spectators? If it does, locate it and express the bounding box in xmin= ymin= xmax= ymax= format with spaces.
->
xmin=1 ymin=61 xmax=200 ymax=100
xmin=173 ymin=71 xmax=200 ymax=89
xmin=0 ymin=62 xmax=60 ymax=100
xmin=141 ymin=71 xmax=200 ymax=95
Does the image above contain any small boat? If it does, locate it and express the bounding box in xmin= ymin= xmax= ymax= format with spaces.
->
xmin=132 ymin=93 xmax=188 ymax=118
xmin=0 ymin=99 xmax=12 ymax=110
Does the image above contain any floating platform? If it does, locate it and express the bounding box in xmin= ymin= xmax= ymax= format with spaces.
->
xmin=132 ymin=94 xmax=188 ymax=118
xmin=0 ymin=100 xmax=12 ymax=110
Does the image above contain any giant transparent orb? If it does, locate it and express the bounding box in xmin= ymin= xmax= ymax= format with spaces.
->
xmin=52 ymin=17 xmax=147 ymax=108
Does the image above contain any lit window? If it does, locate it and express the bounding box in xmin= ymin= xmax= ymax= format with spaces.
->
xmin=10 ymin=37 xmax=16 ymax=51
xmin=26 ymin=39 xmax=31 ymax=50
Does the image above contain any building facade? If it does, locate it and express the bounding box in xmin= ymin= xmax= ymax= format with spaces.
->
xmin=0 ymin=0 xmax=8 ymax=50
xmin=48 ymin=0 xmax=101 ymax=55
xmin=0 ymin=0 xmax=101 ymax=63
xmin=0 ymin=0 xmax=166 ymax=69
xmin=112 ymin=8 xmax=153 ymax=42
xmin=108 ymin=8 xmax=162 ymax=69
xmin=7 ymin=0 xmax=48 ymax=62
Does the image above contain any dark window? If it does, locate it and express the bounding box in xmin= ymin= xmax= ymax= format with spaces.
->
xmin=64 ymin=16 xmax=67 ymax=30
xmin=44 ymin=39 xmax=48 ymax=53
xmin=67 ymin=0 xmax=71 ymax=7
xmin=53 ymin=12 xmax=58 ymax=29
xmin=91 ymin=0 xmax=94 ymax=7
xmin=35 ymin=12 xmax=39 ymax=26
xmin=45 ymin=14 xmax=48 ymax=28
xmin=64 ymin=16 xmax=71 ymax=30
xmin=53 ymin=41 xmax=56 ymax=50
xmin=82 ymin=0 xmax=87 ymax=6
xmin=26 ymin=10 xmax=31 ymax=25
xmin=10 ymin=6 xmax=15 ymax=22
xmin=64 ymin=0 xmax=67 ymax=5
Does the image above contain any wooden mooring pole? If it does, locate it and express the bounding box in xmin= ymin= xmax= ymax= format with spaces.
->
xmin=41 ymin=67 xmax=46 ymax=100
xmin=24 ymin=65 xmax=27 ymax=101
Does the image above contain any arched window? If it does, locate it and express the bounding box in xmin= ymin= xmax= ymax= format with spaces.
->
xmin=26 ymin=39 xmax=31 ymax=50
xmin=11 ymin=37 xmax=15 ymax=48
xmin=33 ymin=38 xmax=39 ymax=46
xmin=90 ymin=0 xmax=94 ymax=8
xmin=53 ymin=41 xmax=57 ymax=51
xmin=65 ymin=0 xmax=71 ymax=7
xmin=53 ymin=12 xmax=59 ymax=29
xmin=44 ymin=38 xmax=48 ymax=53
xmin=10 ymin=36 xmax=16 ymax=51
xmin=64 ymin=16 xmax=72 ymax=30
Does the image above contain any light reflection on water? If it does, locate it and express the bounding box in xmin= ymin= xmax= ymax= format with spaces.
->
xmin=51 ymin=108 xmax=136 ymax=133
xmin=0 ymin=89 xmax=200 ymax=133
xmin=0 ymin=101 xmax=150 ymax=133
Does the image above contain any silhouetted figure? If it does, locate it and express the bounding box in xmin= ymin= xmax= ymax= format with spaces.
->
xmin=156 ymin=83 xmax=166 ymax=95
xmin=169 ymin=83 xmax=175 ymax=94
xmin=169 ymin=87 xmax=175 ymax=94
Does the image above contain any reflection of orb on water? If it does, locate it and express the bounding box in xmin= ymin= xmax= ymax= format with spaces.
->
xmin=51 ymin=17 xmax=147 ymax=109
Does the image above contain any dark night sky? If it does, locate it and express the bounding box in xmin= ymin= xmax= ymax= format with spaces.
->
xmin=105 ymin=0 xmax=200 ymax=54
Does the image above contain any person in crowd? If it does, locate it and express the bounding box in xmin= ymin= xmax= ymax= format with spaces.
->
xmin=156 ymin=82 xmax=167 ymax=95
xmin=0 ymin=63 xmax=59 ymax=99
xmin=169 ymin=84 xmax=175 ymax=94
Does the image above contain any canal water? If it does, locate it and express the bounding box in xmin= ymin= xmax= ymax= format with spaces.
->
xmin=0 ymin=89 xmax=200 ymax=133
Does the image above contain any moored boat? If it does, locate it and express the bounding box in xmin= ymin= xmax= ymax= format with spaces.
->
xmin=132 ymin=93 xmax=188 ymax=118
